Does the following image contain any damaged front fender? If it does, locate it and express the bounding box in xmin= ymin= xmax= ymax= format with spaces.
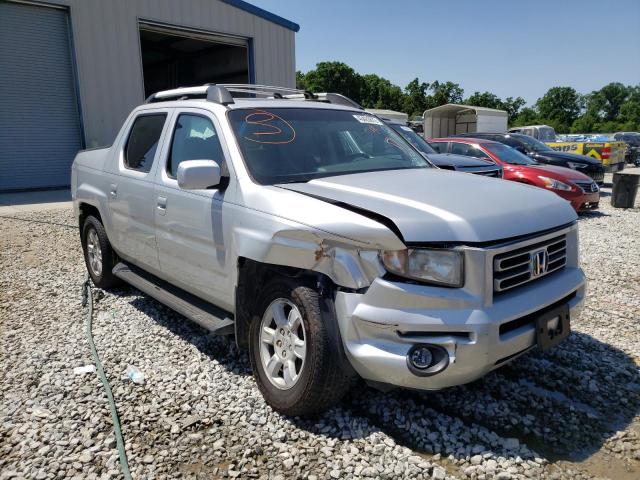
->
xmin=233 ymin=183 xmax=406 ymax=289
xmin=235 ymin=227 xmax=388 ymax=290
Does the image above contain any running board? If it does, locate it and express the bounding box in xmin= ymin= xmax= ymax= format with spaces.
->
xmin=112 ymin=262 xmax=234 ymax=335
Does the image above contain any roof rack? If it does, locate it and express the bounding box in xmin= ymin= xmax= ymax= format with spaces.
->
xmin=145 ymin=85 xmax=235 ymax=105
xmin=145 ymin=84 xmax=364 ymax=110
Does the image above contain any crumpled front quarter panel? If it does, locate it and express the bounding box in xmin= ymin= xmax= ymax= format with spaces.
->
xmin=231 ymin=184 xmax=405 ymax=289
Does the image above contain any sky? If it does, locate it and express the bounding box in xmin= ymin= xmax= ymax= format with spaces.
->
xmin=249 ymin=0 xmax=640 ymax=106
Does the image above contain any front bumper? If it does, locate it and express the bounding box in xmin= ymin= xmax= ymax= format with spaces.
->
xmin=556 ymin=190 xmax=600 ymax=212
xmin=334 ymin=227 xmax=586 ymax=391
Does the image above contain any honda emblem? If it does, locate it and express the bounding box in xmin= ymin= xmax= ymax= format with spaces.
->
xmin=530 ymin=249 xmax=548 ymax=278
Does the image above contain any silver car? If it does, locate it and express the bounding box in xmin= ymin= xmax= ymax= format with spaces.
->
xmin=72 ymin=84 xmax=585 ymax=416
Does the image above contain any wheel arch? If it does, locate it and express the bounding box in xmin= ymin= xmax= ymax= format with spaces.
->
xmin=235 ymin=257 xmax=339 ymax=349
xmin=78 ymin=202 xmax=102 ymax=229
xmin=78 ymin=202 xmax=120 ymax=260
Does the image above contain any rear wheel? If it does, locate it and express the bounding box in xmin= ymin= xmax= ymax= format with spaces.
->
xmin=249 ymin=279 xmax=356 ymax=416
xmin=81 ymin=215 xmax=121 ymax=289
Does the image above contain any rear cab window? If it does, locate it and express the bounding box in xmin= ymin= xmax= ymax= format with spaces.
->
xmin=124 ymin=114 xmax=167 ymax=173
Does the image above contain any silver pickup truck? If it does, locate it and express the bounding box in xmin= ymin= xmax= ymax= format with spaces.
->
xmin=72 ymin=84 xmax=585 ymax=416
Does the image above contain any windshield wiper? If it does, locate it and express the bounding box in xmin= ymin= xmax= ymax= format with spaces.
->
xmin=274 ymin=178 xmax=311 ymax=185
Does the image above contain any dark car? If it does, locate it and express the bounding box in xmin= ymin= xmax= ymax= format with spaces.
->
xmin=613 ymin=132 xmax=640 ymax=166
xmin=453 ymin=132 xmax=605 ymax=184
xmin=387 ymin=123 xmax=503 ymax=178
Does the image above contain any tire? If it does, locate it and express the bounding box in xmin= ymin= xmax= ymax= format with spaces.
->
xmin=81 ymin=215 xmax=121 ymax=289
xmin=249 ymin=279 xmax=356 ymax=417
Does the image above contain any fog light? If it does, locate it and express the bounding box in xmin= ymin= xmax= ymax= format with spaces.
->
xmin=409 ymin=346 xmax=433 ymax=369
xmin=406 ymin=344 xmax=450 ymax=377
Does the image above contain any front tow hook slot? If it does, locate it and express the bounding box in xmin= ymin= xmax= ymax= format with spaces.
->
xmin=407 ymin=344 xmax=450 ymax=377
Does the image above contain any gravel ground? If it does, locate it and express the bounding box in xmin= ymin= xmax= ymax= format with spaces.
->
xmin=1 ymin=176 xmax=639 ymax=480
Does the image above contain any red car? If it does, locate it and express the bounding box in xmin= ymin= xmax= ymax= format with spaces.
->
xmin=429 ymin=138 xmax=600 ymax=212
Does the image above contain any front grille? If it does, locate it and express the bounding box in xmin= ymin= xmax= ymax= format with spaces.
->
xmin=583 ymin=165 xmax=605 ymax=183
xmin=493 ymin=235 xmax=567 ymax=293
xmin=573 ymin=180 xmax=599 ymax=193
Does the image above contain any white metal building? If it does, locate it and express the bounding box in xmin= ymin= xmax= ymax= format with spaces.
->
xmin=0 ymin=0 xmax=298 ymax=190
xmin=365 ymin=109 xmax=409 ymax=125
xmin=423 ymin=104 xmax=508 ymax=138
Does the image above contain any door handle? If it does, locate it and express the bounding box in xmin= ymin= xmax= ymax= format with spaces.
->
xmin=157 ymin=196 xmax=167 ymax=215
xmin=109 ymin=184 xmax=117 ymax=198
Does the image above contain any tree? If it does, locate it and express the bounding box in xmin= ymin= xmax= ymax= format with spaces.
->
xmin=502 ymin=97 xmax=527 ymax=124
xmin=465 ymin=91 xmax=502 ymax=109
xmin=588 ymin=82 xmax=630 ymax=122
xmin=403 ymin=78 xmax=429 ymax=118
xmin=296 ymin=62 xmax=639 ymax=131
xmin=359 ymin=74 xmax=404 ymax=111
xmin=512 ymin=107 xmax=539 ymax=127
xmin=465 ymin=92 xmax=526 ymax=124
xmin=571 ymin=113 xmax=598 ymax=133
xmin=298 ymin=61 xmax=364 ymax=104
xmin=535 ymin=87 xmax=582 ymax=131
xmin=295 ymin=71 xmax=306 ymax=90
xmin=618 ymin=85 xmax=640 ymax=128
xmin=427 ymin=81 xmax=464 ymax=108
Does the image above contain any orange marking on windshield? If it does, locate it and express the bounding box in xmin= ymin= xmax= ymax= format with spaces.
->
xmin=243 ymin=110 xmax=296 ymax=144
xmin=385 ymin=137 xmax=401 ymax=148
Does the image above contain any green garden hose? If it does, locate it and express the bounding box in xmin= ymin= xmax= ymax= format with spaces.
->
xmin=1 ymin=216 xmax=134 ymax=478
xmin=82 ymin=275 xmax=133 ymax=480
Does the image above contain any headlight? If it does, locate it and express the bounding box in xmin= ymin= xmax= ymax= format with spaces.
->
xmin=538 ymin=176 xmax=573 ymax=191
xmin=381 ymin=249 xmax=464 ymax=287
xmin=566 ymin=162 xmax=587 ymax=169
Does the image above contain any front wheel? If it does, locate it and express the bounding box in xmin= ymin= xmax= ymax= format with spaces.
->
xmin=249 ymin=280 xmax=356 ymax=416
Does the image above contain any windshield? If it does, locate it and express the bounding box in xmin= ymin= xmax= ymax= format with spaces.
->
xmin=622 ymin=133 xmax=640 ymax=145
xmin=484 ymin=143 xmax=538 ymax=165
xmin=538 ymin=127 xmax=556 ymax=142
xmin=513 ymin=134 xmax=554 ymax=152
xmin=228 ymin=108 xmax=430 ymax=184
xmin=388 ymin=124 xmax=437 ymax=154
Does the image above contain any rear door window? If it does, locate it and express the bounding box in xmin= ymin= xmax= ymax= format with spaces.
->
xmin=124 ymin=114 xmax=167 ymax=173
xmin=502 ymin=137 xmax=522 ymax=148
xmin=430 ymin=141 xmax=448 ymax=153
xmin=450 ymin=142 xmax=490 ymax=159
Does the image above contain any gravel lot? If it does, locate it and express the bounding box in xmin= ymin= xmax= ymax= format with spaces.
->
xmin=1 ymin=176 xmax=639 ymax=480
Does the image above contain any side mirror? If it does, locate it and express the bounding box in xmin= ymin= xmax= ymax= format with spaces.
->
xmin=177 ymin=160 xmax=221 ymax=190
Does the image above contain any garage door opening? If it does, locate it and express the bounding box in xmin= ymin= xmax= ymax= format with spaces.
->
xmin=139 ymin=25 xmax=250 ymax=98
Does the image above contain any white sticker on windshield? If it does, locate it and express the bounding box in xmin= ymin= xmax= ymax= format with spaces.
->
xmin=353 ymin=114 xmax=383 ymax=125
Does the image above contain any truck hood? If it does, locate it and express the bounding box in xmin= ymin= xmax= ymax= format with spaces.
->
xmin=534 ymin=150 xmax=601 ymax=165
xmin=427 ymin=153 xmax=497 ymax=169
xmin=279 ymin=169 xmax=577 ymax=244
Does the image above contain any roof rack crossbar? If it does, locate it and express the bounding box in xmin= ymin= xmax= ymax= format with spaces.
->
xmin=219 ymin=84 xmax=316 ymax=99
xmin=219 ymin=87 xmax=289 ymax=96
xmin=315 ymin=93 xmax=364 ymax=110
xmin=219 ymin=84 xmax=308 ymax=94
